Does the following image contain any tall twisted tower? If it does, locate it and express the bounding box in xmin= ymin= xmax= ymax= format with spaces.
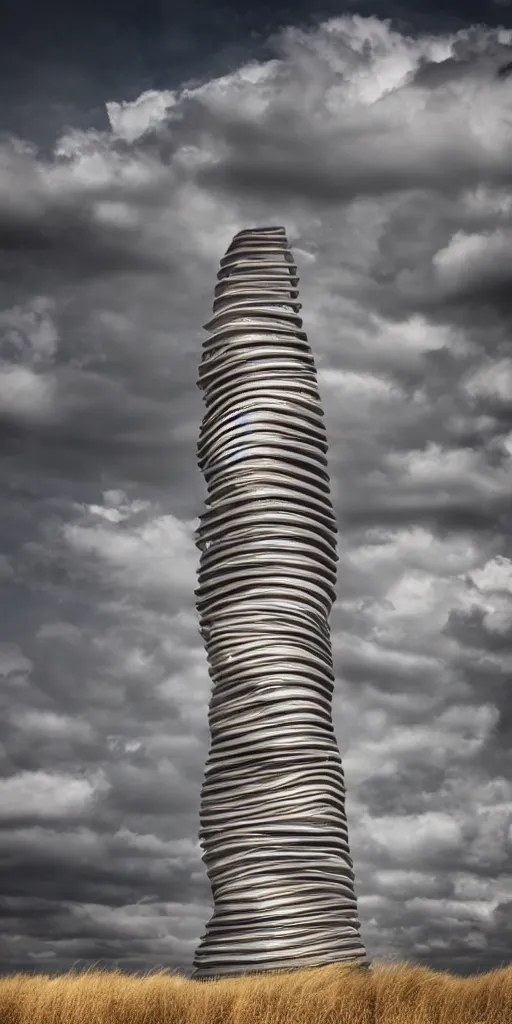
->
xmin=192 ymin=226 xmax=368 ymax=979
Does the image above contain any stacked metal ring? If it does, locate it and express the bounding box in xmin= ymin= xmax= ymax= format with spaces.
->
xmin=192 ymin=226 xmax=369 ymax=979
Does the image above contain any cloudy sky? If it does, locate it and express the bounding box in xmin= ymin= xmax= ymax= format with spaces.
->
xmin=1 ymin=0 xmax=512 ymax=979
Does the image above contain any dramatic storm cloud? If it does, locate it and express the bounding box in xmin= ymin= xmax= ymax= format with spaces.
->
xmin=1 ymin=10 xmax=511 ymax=976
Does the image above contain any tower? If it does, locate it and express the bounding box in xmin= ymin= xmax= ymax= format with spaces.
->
xmin=192 ymin=227 xmax=368 ymax=979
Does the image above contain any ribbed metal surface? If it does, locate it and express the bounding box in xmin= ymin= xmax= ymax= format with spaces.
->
xmin=192 ymin=226 xmax=369 ymax=979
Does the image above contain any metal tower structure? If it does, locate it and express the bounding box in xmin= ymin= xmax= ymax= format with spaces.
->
xmin=192 ymin=226 xmax=369 ymax=979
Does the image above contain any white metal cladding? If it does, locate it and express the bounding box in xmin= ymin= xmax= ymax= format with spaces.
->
xmin=192 ymin=226 xmax=369 ymax=979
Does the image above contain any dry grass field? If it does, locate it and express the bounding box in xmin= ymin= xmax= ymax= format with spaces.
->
xmin=0 ymin=960 xmax=510 ymax=1024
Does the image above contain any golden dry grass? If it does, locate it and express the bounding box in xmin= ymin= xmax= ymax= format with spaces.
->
xmin=0 ymin=960 xmax=510 ymax=1024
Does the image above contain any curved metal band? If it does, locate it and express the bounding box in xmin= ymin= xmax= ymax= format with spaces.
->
xmin=192 ymin=226 xmax=369 ymax=979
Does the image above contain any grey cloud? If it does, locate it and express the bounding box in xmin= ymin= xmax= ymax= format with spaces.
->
xmin=197 ymin=132 xmax=506 ymax=207
xmin=193 ymin=54 xmax=512 ymax=206
xmin=0 ymin=214 xmax=169 ymax=280
xmin=445 ymin=606 xmax=512 ymax=654
xmin=497 ymin=60 xmax=512 ymax=78
xmin=0 ymin=146 xmax=175 ymax=286
xmin=411 ymin=38 xmax=512 ymax=88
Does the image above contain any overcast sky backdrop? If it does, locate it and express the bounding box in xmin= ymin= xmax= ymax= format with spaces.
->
xmin=1 ymin=0 xmax=512 ymax=979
